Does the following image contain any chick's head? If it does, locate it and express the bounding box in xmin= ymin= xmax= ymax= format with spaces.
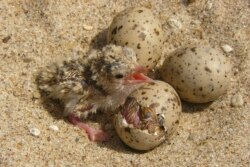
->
xmin=91 ymin=45 xmax=153 ymax=95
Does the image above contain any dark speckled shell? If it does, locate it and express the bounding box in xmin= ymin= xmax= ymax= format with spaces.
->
xmin=160 ymin=45 xmax=232 ymax=103
xmin=113 ymin=80 xmax=182 ymax=151
xmin=107 ymin=7 xmax=164 ymax=68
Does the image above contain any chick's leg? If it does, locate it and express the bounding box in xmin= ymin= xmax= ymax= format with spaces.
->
xmin=68 ymin=114 xmax=109 ymax=142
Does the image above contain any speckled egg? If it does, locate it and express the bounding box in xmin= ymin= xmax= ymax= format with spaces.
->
xmin=160 ymin=45 xmax=232 ymax=103
xmin=107 ymin=7 xmax=164 ymax=68
xmin=113 ymin=81 xmax=182 ymax=151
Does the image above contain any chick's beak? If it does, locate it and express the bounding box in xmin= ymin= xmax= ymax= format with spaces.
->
xmin=123 ymin=66 xmax=154 ymax=85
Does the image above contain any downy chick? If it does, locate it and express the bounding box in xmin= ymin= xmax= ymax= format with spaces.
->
xmin=37 ymin=45 xmax=152 ymax=141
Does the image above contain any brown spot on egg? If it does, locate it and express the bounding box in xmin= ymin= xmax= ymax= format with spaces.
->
xmin=118 ymin=25 xmax=123 ymax=30
xmin=161 ymin=107 xmax=167 ymax=111
xmin=190 ymin=47 xmax=196 ymax=52
xmin=150 ymin=102 xmax=160 ymax=108
xmin=132 ymin=24 xmax=138 ymax=30
xmin=177 ymin=52 xmax=184 ymax=57
xmin=148 ymin=57 xmax=152 ymax=61
xmin=137 ymin=9 xmax=143 ymax=13
xmin=154 ymin=28 xmax=160 ymax=35
xmin=172 ymin=103 xmax=176 ymax=110
xmin=205 ymin=66 xmax=212 ymax=73
xmin=137 ymin=43 xmax=141 ymax=49
xmin=138 ymin=32 xmax=146 ymax=40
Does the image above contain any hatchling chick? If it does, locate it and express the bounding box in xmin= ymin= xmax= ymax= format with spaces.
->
xmin=37 ymin=45 xmax=153 ymax=141
xmin=121 ymin=97 xmax=162 ymax=134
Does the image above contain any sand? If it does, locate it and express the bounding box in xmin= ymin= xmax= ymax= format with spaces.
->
xmin=0 ymin=0 xmax=249 ymax=166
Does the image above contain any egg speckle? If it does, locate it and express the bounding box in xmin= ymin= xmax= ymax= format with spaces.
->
xmin=114 ymin=81 xmax=182 ymax=151
xmin=160 ymin=45 xmax=232 ymax=103
xmin=107 ymin=7 xmax=164 ymax=68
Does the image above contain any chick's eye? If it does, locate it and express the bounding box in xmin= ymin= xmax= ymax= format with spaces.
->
xmin=115 ymin=74 xmax=124 ymax=79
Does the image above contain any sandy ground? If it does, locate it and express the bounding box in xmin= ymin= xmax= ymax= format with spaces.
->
xmin=0 ymin=0 xmax=249 ymax=166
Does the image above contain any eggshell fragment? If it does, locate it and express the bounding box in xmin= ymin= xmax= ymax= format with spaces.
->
xmin=107 ymin=7 xmax=164 ymax=68
xmin=114 ymin=81 xmax=182 ymax=151
xmin=160 ymin=45 xmax=232 ymax=103
xmin=114 ymin=113 xmax=166 ymax=151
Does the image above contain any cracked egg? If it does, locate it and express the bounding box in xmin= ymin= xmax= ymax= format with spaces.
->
xmin=113 ymin=81 xmax=182 ymax=151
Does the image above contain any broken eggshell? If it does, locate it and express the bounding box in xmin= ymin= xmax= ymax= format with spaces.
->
xmin=107 ymin=7 xmax=164 ymax=68
xmin=113 ymin=81 xmax=182 ymax=151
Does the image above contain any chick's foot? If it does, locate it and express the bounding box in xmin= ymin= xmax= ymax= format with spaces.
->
xmin=68 ymin=114 xmax=109 ymax=142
